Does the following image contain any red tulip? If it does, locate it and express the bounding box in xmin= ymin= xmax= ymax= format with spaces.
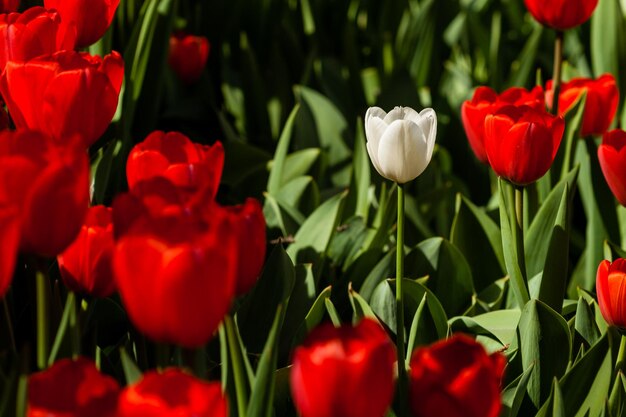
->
xmin=117 ymin=369 xmax=228 ymax=417
xmin=44 ymin=0 xmax=120 ymax=48
xmin=0 ymin=130 xmax=89 ymax=257
xmin=524 ymin=0 xmax=598 ymax=30
xmin=27 ymin=357 xmax=120 ymax=417
xmin=113 ymin=184 xmax=238 ymax=347
xmin=168 ymin=32 xmax=210 ymax=84
xmin=599 ymin=130 xmax=626 ymax=206
xmin=409 ymin=334 xmax=506 ymax=417
xmin=0 ymin=7 xmax=75 ymax=72
xmin=484 ymin=105 xmax=565 ymax=185
xmin=291 ymin=318 xmax=396 ymax=417
xmin=597 ymin=259 xmax=626 ymax=328
xmin=546 ymin=74 xmax=619 ymax=137
xmin=58 ymin=205 xmax=115 ymax=298
xmin=0 ymin=0 xmax=20 ymax=13
xmin=226 ymin=198 xmax=266 ymax=295
xmin=461 ymin=86 xmax=544 ymax=163
xmin=126 ymin=131 xmax=224 ymax=203
xmin=0 ymin=50 xmax=124 ymax=148
xmin=0 ymin=206 xmax=19 ymax=297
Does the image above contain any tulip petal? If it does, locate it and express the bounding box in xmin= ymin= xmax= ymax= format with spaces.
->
xmin=377 ymin=119 xmax=428 ymax=183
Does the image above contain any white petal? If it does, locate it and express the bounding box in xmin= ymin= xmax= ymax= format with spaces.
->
xmin=383 ymin=107 xmax=406 ymax=124
xmin=365 ymin=106 xmax=387 ymax=123
xmin=417 ymin=108 xmax=437 ymax=161
xmin=366 ymin=140 xmax=384 ymax=177
xmin=377 ymin=120 xmax=429 ymax=183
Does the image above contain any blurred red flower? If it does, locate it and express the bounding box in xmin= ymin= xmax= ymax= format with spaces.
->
xmin=27 ymin=357 xmax=120 ymax=417
xmin=597 ymin=258 xmax=626 ymax=328
xmin=0 ymin=7 xmax=75 ymax=72
xmin=44 ymin=0 xmax=120 ymax=48
xmin=0 ymin=50 xmax=124 ymax=148
xmin=291 ymin=318 xmax=396 ymax=417
xmin=168 ymin=32 xmax=210 ymax=84
xmin=599 ymin=129 xmax=626 ymax=206
xmin=126 ymin=131 xmax=224 ymax=204
xmin=112 ymin=180 xmax=238 ymax=347
xmin=409 ymin=334 xmax=506 ymax=417
xmin=461 ymin=86 xmax=544 ymax=164
xmin=58 ymin=205 xmax=116 ymax=298
xmin=484 ymin=105 xmax=564 ymax=185
xmin=225 ymin=198 xmax=266 ymax=295
xmin=524 ymin=0 xmax=598 ymax=30
xmin=117 ymin=369 xmax=228 ymax=417
xmin=0 ymin=129 xmax=89 ymax=258
xmin=546 ymin=74 xmax=619 ymax=137
xmin=0 ymin=0 xmax=19 ymax=13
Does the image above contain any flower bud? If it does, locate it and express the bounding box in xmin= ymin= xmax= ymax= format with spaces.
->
xmin=596 ymin=258 xmax=626 ymax=328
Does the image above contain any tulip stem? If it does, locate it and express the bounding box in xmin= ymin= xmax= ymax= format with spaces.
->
xmin=514 ymin=187 xmax=527 ymax=279
xmin=617 ymin=333 xmax=626 ymax=373
xmin=69 ymin=292 xmax=80 ymax=359
xmin=224 ymin=315 xmax=249 ymax=416
xmin=396 ymin=183 xmax=408 ymax=415
xmin=2 ymin=297 xmax=16 ymax=354
xmin=35 ymin=269 xmax=49 ymax=370
xmin=551 ymin=30 xmax=564 ymax=116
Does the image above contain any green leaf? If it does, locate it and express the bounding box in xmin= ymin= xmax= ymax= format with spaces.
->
xmin=120 ymin=347 xmax=142 ymax=385
xmin=237 ymin=245 xmax=295 ymax=353
xmin=507 ymin=23 xmax=543 ymax=87
xmin=608 ymin=371 xmax=626 ymax=417
xmin=286 ymin=191 xmax=347 ymax=265
xmin=349 ymin=117 xmax=372 ymax=222
xmin=349 ymin=285 xmax=378 ymax=322
xmin=267 ymin=105 xmax=301 ymax=195
xmin=281 ymin=149 xmax=321 ymax=185
xmin=574 ymin=297 xmax=602 ymax=347
xmin=450 ymin=194 xmax=505 ymax=292
xmin=502 ymin=363 xmax=535 ymax=417
xmin=591 ymin=0 xmax=626 ymax=93
xmin=518 ymin=299 xmax=571 ymax=408
xmin=292 ymin=286 xmax=332 ymax=348
xmin=450 ymin=309 xmax=521 ymax=347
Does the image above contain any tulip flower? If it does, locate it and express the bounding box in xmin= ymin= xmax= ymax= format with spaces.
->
xmin=117 ymin=369 xmax=228 ymax=417
xmin=0 ymin=7 xmax=75 ymax=72
xmin=599 ymin=130 xmax=626 ymax=206
xmin=0 ymin=130 xmax=89 ymax=258
xmin=168 ymin=32 xmax=210 ymax=84
xmin=0 ymin=206 xmax=19 ymax=297
xmin=225 ymin=198 xmax=266 ymax=295
xmin=461 ymin=86 xmax=545 ymax=163
xmin=0 ymin=0 xmax=19 ymax=13
xmin=365 ymin=106 xmax=437 ymax=184
xmin=58 ymin=206 xmax=115 ymax=298
xmin=597 ymin=259 xmax=626 ymax=328
xmin=0 ymin=50 xmax=124 ymax=148
xmin=44 ymin=0 xmax=120 ymax=48
xmin=27 ymin=357 xmax=120 ymax=417
xmin=126 ymin=131 xmax=224 ymax=203
xmin=291 ymin=318 xmax=396 ymax=417
xmin=409 ymin=334 xmax=506 ymax=417
xmin=546 ymin=74 xmax=619 ymax=137
xmin=524 ymin=0 xmax=598 ymax=31
xmin=484 ymin=105 xmax=565 ymax=185
xmin=112 ymin=181 xmax=238 ymax=347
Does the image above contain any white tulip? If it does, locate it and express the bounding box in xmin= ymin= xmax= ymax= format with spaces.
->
xmin=365 ymin=106 xmax=437 ymax=184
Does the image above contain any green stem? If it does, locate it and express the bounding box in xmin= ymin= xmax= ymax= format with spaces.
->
xmin=617 ymin=333 xmax=626 ymax=373
xmin=69 ymin=293 xmax=80 ymax=358
xmin=551 ymin=31 xmax=564 ymax=116
xmin=396 ymin=183 xmax=407 ymax=415
xmin=224 ymin=315 xmax=248 ymax=416
xmin=2 ymin=297 xmax=15 ymax=354
xmin=514 ymin=186 xmax=527 ymax=280
xmin=35 ymin=269 xmax=48 ymax=370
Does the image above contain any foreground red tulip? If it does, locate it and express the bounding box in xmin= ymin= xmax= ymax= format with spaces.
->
xmin=484 ymin=105 xmax=564 ymax=185
xmin=126 ymin=131 xmax=224 ymax=203
xmin=461 ymin=86 xmax=544 ymax=163
xmin=113 ymin=180 xmax=238 ymax=347
xmin=226 ymin=198 xmax=266 ymax=295
xmin=524 ymin=0 xmax=598 ymax=30
xmin=0 ymin=206 xmax=19 ymax=297
xmin=44 ymin=0 xmax=120 ymax=48
xmin=598 ymin=130 xmax=626 ymax=206
xmin=546 ymin=74 xmax=619 ymax=137
xmin=0 ymin=130 xmax=89 ymax=257
xmin=0 ymin=7 xmax=75 ymax=72
xmin=58 ymin=205 xmax=115 ymax=298
xmin=291 ymin=318 xmax=396 ymax=417
xmin=409 ymin=334 xmax=506 ymax=417
xmin=168 ymin=32 xmax=210 ymax=84
xmin=117 ymin=369 xmax=228 ymax=417
xmin=28 ymin=357 xmax=120 ymax=417
xmin=0 ymin=50 xmax=124 ymax=148
xmin=596 ymin=259 xmax=626 ymax=328
xmin=0 ymin=0 xmax=19 ymax=12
